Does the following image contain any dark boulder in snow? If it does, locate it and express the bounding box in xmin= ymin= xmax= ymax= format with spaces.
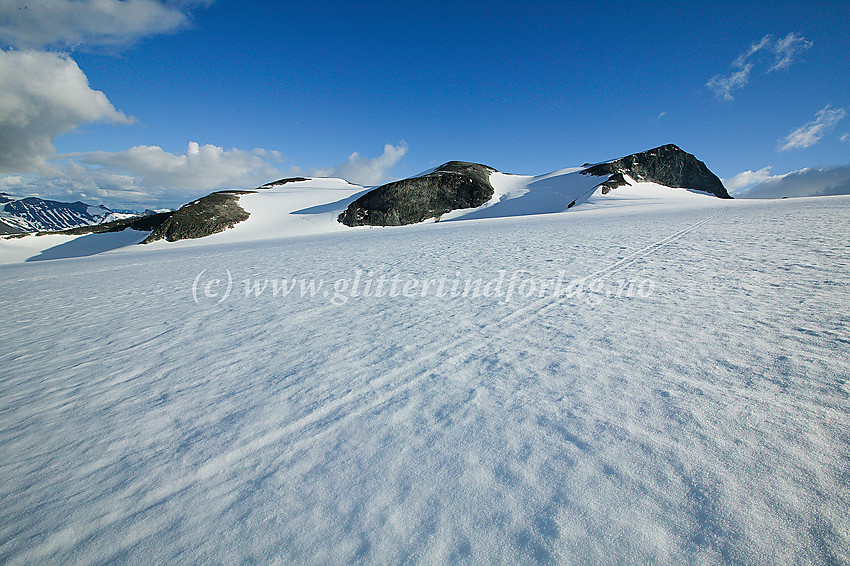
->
xmin=581 ymin=144 xmax=732 ymax=199
xmin=338 ymin=161 xmax=496 ymax=226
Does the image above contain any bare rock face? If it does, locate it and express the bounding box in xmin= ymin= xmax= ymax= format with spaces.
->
xmin=338 ymin=161 xmax=496 ymax=227
xmin=581 ymin=144 xmax=732 ymax=199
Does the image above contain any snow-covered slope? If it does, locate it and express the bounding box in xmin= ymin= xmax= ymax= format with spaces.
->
xmin=0 ymin=170 xmax=720 ymax=264
xmin=187 ymin=177 xmax=370 ymax=244
xmin=1 ymin=194 xmax=848 ymax=564
xmin=443 ymin=169 xmax=718 ymax=222
xmin=183 ymin=170 xmax=715 ymax=242
xmin=0 ymin=178 xmax=367 ymax=263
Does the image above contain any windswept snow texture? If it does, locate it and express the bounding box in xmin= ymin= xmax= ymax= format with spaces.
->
xmin=1 ymin=195 xmax=850 ymax=564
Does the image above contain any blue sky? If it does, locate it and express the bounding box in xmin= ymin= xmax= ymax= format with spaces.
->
xmin=0 ymin=0 xmax=848 ymax=208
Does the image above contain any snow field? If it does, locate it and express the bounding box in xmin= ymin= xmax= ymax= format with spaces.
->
xmin=1 ymin=195 xmax=848 ymax=564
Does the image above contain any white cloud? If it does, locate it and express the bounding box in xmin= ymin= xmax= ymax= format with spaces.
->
xmin=708 ymin=33 xmax=812 ymax=101
xmin=0 ymin=168 xmax=152 ymax=207
xmin=778 ymin=105 xmax=846 ymax=151
xmin=312 ymin=142 xmax=409 ymax=185
xmin=0 ymin=49 xmax=134 ymax=173
xmin=72 ymin=141 xmax=286 ymax=191
xmin=840 ymin=133 xmax=849 ymax=143
xmin=722 ymin=166 xmax=776 ymax=192
xmin=730 ymin=164 xmax=850 ymax=198
xmin=0 ymin=0 xmax=264 ymax=210
xmin=769 ymin=33 xmax=813 ymax=72
xmin=0 ymin=0 xmax=211 ymax=50
xmin=0 ymin=3 xmax=406 ymax=208
xmin=731 ymin=34 xmax=773 ymax=68
xmin=0 ymin=1 xmax=213 ymax=173
xmin=707 ymin=65 xmax=753 ymax=102
xmin=0 ymin=142 xmax=411 ymax=208
xmin=0 ymin=140 xmax=286 ymax=208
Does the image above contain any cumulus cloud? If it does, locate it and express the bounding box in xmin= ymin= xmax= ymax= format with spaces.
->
xmin=0 ymin=0 xmax=211 ymax=49
xmin=0 ymin=0 xmax=214 ymax=172
xmin=778 ymin=105 xmax=846 ymax=151
xmin=0 ymin=49 xmax=134 ymax=173
xmin=0 ymin=0 xmax=279 ymax=209
xmin=0 ymin=142 xmax=410 ymax=208
xmin=0 ymin=145 xmax=278 ymax=209
xmin=0 ymin=2 xmax=407 ymax=207
xmin=0 ymin=168 xmax=153 ymax=207
xmin=728 ymin=164 xmax=850 ymax=198
xmin=0 ymin=141 xmax=285 ymax=208
xmin=72 ymin=141 xmax=285 ymax=191
xmin=723 ymin=166 xmax=775 ymax=192
xmin=0 ymin=1 xmax=213 ymax=172
xmin=708 ymin=33 xmax=812 ymax=101
xmin=312 ymin=142 xmax=408 ymax=185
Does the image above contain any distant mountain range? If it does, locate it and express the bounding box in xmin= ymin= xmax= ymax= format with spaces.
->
xmin=0 ymin=194 xmax=139 ymax=235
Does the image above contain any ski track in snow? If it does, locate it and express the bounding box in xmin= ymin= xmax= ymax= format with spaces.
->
xmin=1 ymin=197 xmax=849 ymax=564
xmin=194 ymin=208 xmax=736 ymax=472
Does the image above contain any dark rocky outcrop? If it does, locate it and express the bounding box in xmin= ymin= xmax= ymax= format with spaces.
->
xmin=338 ymin=161 xmax=496 ymax=226
xmin=259 ymin=177 xmax=310 ymax=188
xmin=581 ymin=144 xmax=732 ymax=199
xmin=142 ymin=191 xmax=253 ymax=243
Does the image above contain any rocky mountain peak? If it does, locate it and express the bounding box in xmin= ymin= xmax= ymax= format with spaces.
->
xmin=581 ymin=144 xmax=732 ymax=198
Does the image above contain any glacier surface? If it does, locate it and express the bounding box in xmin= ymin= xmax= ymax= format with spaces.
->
xmin=1 ymin=192 xmax=848 ymax=564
